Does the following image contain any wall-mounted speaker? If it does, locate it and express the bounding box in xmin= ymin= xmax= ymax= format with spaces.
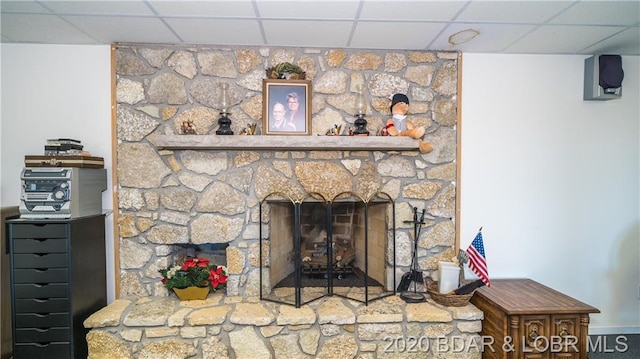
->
xmin=584 ymin=55 xmax=624 ymax=101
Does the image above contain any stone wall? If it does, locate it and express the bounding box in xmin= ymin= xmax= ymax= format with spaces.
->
xmin=114 ymin=44 xmax=459 ymax=298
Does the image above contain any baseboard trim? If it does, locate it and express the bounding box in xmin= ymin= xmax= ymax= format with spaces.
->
xmin=589 ymin=326 xmax=640 ymax=335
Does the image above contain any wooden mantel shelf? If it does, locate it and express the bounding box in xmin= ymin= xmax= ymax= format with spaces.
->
xmin=155 ymin=135 xmax=419 ymax=151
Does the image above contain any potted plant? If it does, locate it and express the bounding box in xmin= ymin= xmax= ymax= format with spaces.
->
xmin=159 ymin=257 xmax=227 ymax=300
xmin=265 ymin=62 xmax=306 ymax=79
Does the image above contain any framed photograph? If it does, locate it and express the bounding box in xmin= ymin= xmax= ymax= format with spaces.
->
xmin=262 ymin=79 xmax=311 ymax=135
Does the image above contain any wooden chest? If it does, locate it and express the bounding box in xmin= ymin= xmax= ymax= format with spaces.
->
xmin=470 ymin=279 xmax=599 ymax=359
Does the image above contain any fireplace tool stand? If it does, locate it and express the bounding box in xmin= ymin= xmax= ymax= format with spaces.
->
xmin=399 ymin=207 xmax=427 ymax=303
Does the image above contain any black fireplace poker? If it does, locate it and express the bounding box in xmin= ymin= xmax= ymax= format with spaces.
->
xmin=398 ymin=206 xmax=427 ymax=303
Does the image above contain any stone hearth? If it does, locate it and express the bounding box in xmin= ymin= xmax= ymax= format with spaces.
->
xmin=84 ymin=293 xmax=483 ymax=359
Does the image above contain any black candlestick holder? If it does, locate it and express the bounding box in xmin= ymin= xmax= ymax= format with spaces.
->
xmin=353 ymin=113 xmax=369 ymax=135
xmin=216 ymin=111 xmax=233 ymax=135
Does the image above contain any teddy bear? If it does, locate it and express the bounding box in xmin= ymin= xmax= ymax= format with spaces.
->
xmin=384 ymin=93 xmax=433 ymax=153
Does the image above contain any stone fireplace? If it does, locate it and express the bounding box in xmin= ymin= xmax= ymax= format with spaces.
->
xmin=84 ymin=44 xmax=479 ymax=359
xmin=114 ymin=44 xmax=459 ymax=300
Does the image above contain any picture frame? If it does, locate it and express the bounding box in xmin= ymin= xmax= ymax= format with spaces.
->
xmin=262 ymin=79 xmax=312 ymax=135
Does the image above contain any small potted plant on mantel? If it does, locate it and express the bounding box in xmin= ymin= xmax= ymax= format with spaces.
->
xmin=159 ymin=257 xmax=227 ymax=300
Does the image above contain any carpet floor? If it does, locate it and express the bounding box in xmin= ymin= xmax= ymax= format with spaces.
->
xmin=587 ymin=334 xmax=639 ymax=358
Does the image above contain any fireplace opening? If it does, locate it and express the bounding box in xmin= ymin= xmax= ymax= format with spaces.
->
xmin=259 ymin=193 xmax=396 ymax=307
xmin=275 ymin=202 xmax=384 ymax=288
xmin=166 ymin=243 xmax=228 ymax=269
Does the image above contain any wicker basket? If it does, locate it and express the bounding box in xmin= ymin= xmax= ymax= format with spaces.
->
xmin=426 ymin=281 xmax=475 ymax=307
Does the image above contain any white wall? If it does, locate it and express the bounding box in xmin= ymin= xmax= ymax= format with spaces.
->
xmin=0 ymin=44 xmax=115 ymax=302
xmin=1 ymin=44 xmax=638 ymax=333
xmin=461 ymin=54 xmax=640 ymax=334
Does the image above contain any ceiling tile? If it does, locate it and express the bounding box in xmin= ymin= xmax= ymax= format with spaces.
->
xmin=262 ymin=20 xmax=353 ymax=47
xmin=40 ymin=1 xmax=154 ymax=15
xmin=581 ymin=27 xmax=640 ymax=55
xmin=256 ymin=1 xmax=360 ymax=19
xmin=430 ymin=23 xmax=537 ymax=53
xmin=149 ymin=0 xmax=256 ymax=17
xmin=506 ymin=25 xmax=625 ymax=54
xmin=0 ymin=1 xmax=50 ymax=13
xmin=350 ymin=21 xmax=446 ymax=50
xmin=550 ymin=1 xmax=640 ymax=26
xmin=0 ymin=13 xmax=97 ymax=43
xmin=456 ymin=1 xmax=571 ymax=23
xmin=0 ymin=0 xmax=638 ymax=55
xmin=63 ymin=15 xmax=180 ymax=44
xmin=358 ymin=0 xmax=466 ymax=21
xmin=164 ymin=18 xmax=263 ymax=45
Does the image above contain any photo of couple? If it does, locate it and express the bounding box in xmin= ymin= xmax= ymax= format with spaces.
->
xmin=263 ymin=80 xmax=311 ymax=135
xmin=270 ymin=92 xmax=305 ymax=132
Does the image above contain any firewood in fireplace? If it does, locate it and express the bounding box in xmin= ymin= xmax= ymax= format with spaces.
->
xmin=301 ymin=230 xmax=356 ymax=277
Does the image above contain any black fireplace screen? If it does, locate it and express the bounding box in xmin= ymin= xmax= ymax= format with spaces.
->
xmin=259 ymin=191 xmax=396 ymax=307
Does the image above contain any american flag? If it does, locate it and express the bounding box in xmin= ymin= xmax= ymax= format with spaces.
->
xmin=466 ymin=231 xmax=490 ymax=287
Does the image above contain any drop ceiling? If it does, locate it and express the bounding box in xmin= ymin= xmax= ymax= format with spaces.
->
xmin=1 ymin=0 xmax=639 ymax=55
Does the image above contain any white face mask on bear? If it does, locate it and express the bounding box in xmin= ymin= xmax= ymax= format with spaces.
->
xmin=391 ymin=114 xmax=408 ymax=131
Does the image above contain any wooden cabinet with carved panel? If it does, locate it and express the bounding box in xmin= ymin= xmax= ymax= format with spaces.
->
xmin=470 ymin=279 xmax=599 ymax=359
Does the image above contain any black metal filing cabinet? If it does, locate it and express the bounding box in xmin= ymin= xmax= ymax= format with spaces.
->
xmin=7 ymin=214 xmax=106 ymax=358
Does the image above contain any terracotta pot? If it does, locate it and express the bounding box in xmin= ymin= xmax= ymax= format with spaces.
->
xmin=172 ymin=286 xmax=210 ymax=301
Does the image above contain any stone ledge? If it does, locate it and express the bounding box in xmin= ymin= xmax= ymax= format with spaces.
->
xmin=85 ymin=293 xmax=484 ymax=359
xmin=155 ymin=134 xmax=420 ymax=151
xmin=84 ymin=293 xmax=483 ymax=329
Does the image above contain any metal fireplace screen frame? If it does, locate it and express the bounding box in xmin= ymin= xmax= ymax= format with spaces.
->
xmin=259 ymin=191 xmax=396 ymax=308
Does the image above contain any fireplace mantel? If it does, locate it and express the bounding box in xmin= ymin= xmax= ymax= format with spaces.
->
xmin=155 ymin=135 xmax=419 ymax=151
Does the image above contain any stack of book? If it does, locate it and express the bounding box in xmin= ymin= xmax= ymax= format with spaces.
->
xmin=44 ymin=138 xmax=89 ymax=156
xmin=25 ymin=138 xmax=103 ymax=168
